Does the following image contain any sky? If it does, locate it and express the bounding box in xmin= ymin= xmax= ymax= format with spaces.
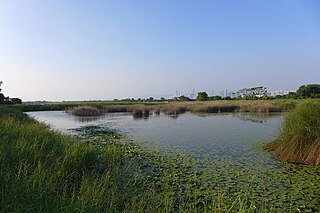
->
xmin=0 ymin=0 xmax=319 ymax=101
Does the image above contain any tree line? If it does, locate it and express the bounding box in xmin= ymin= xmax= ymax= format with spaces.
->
xmin=1 ymin=81 xmax=319 ymax=104
xmin=195 ymin=84 xmax=320 ymax=101
xmin=0 ymin=81 xmax=22 ymax=104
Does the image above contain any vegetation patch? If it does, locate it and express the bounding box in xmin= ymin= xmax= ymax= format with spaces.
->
xmin=1 ymin=106 xmax=320 ymax=212
xmin=72 ymin=125 xmax=122 ymax=139
xmin=67 ymin=105 xmax=103 ymax=116
xmin=266 ymin=103 xmax=320 ymax=165
xmin=132 ymin=108 xmax=150 ymax=119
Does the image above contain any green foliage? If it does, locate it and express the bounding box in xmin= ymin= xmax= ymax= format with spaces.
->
xmin=0 ymin=93 xmax=5 ymax=104
xmin=172 ymin=95 xmax=192 ymax=101
xmin=296 ymin=84 xmax=320 ymax=98
xmin=266 ymin=103 xmax=320 ymax=165
xmin=196 ymin=92 xmax=209 ymax=101
xmin=10 ymin=98 xmax=22 ymax=104
xmin=209 ymin=95 xmax=222 ymax=100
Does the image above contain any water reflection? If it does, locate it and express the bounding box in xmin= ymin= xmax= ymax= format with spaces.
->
xmin=233 ymin=113 xmax=282 ymax=123
xmin=189 ymin=111 xmax=282 ymax=123
xmin=132 ymin=114 xmax=150 ymax=120
xmin=73 ymin=115 xmax=106 ymax=123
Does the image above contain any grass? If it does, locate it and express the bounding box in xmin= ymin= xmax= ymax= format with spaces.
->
xmin=1 ymin=105 xmax=319 ymax=212
xmin=265 ymin=103 xmax=320 ymax=165
xmin=0 ymin=107 xmax=129 ymax=211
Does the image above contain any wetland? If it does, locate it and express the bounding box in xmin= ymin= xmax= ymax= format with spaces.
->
xmin=27 ymin=110 xmax=320 ymax=212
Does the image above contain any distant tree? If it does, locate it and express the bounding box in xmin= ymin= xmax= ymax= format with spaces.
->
xmin=210 ymin=95 xmax=222 ymax=100
xmin=147 ymin=97 xmax=154 ymax=102
xmin=160 ymin=97 xmax=166 ymax=102
xmin=0 ymin=81 xmax=4 ymax=104
xmin=11 ymin=98 xmax=22 ymax=104
xmin=178 ymin=95 xmax=191 ymax=101
xmin=296 ymin=84 xmax=320 ymax=98
xmin=284 ymin=92 xmax=298 ymax=99
xmin=172 ymin=97 xmax=179 ymax=101
xmin=0 ymin=93 xmax=5 ymax=104
xmin=275 ymin=95 xmax=283 ymax=99
xmin=237 ymin=86 xmax=267 ymax=99
xmin=196 ymin=92 xmax=209 ymax=101
xmin=261 ymin=95 xmax=272 ymax=100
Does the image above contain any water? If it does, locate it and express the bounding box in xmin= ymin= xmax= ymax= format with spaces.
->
xmin=27 ymin=111 xmax=282 ymax=164
xmin=27 ymin=111 xmax=320 ymax=211
xmin=27 ymin=111 xmax=281 ymax=152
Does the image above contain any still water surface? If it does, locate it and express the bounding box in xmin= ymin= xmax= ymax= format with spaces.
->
xmin=27 ymin=111 xmax=282 ymax=155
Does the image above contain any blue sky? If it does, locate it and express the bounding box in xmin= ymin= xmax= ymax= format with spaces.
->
xmin=0 ymin=0 xmax=319 ymax=101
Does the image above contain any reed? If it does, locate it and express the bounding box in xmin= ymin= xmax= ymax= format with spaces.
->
xmin=103 ymin=105 xmax=129 ymax=113
xmin=67 ymin=105 xmax=103 ymax=116
xmin=159 ymin=104 xmax=187 ymax=115
xmin=132 ymin=108 xmax=150 ymax=119
xmin=265 ymin=103 xmax=320 ymax=165
xmin=15 ymin=99 xmax=308 ymax=114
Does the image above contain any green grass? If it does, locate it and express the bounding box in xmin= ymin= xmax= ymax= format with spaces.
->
xmin=0 ymin=107 xmax=128 ymax=211
xmin=266 ymin=103 xmax=320 ymax=165
xmin=1 ymin=105 xmax=319 ymax=212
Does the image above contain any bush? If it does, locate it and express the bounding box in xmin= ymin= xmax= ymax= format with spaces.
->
xmin=266 ymin=103 xmax=320 ymax=165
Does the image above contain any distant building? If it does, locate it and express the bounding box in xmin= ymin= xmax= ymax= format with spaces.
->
xmin=269 ymin=90 xmax=296 ymax=97
xmin=219 ymin=90 xmax=225 ymax=98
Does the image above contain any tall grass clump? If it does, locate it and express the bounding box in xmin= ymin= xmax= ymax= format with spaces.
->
xmin=0 ymin=106 xmax=153 ymax=212
xmin=67 ymin=106 xmax=103 ymax=116
xmin=266 ymin=103 xmax=320 ymax=165
xmin=132 ymin=108 xmax=150 ymax=119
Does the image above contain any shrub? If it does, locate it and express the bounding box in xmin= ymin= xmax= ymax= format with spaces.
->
xmin=266 ymin=103 xmax=320 ymax=165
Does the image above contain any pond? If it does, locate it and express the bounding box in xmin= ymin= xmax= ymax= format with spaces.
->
xmin=27 ymin=111 xmax=281 ymax=153
xmin=27 ymin=111 xmax=320 ymax=211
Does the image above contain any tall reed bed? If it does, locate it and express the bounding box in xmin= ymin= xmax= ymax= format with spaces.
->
xmin=15 ymin=99 xmax=302 ymax=114
xmin=65 ymin=101 xmax=297 ymax=119
xmin=67 ymin=105 xmax=103 ymax=116
xmin=266 ymin=103 xmax=320 ymax=165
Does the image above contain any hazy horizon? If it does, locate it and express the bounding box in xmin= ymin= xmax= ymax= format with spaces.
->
xmin=1 ymin=0 xmax=319 ymax=101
